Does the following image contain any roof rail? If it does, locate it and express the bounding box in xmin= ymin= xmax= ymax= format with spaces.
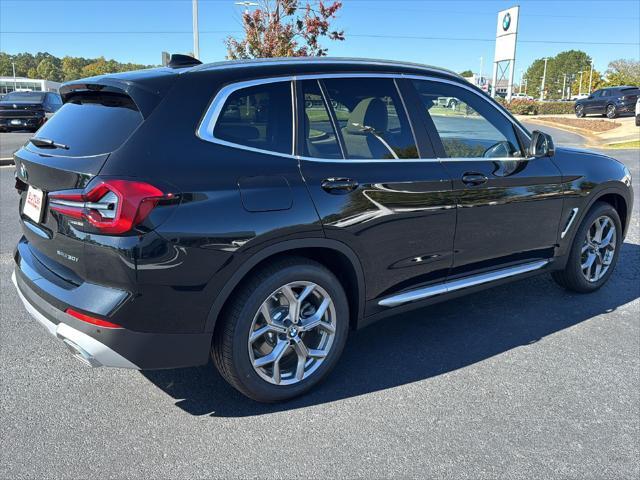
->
xmin=168 ymin=54 xmax=202 ymax=69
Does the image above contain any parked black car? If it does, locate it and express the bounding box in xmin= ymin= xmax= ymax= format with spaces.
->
xmin=0 ymin=91 xmax=63 ymax=132
xmin=12 ymin=57 xmax=633 ymax=402
xmin=575 ymin=86 xmax=640 ymax=119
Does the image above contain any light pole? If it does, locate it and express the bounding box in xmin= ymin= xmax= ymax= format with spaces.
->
xmin=192 ymin=0 xmax=200 ymax=59
xmin=479 ymin=56 xmax=484 ymax=82
xmin=11 ymin=61 xmax=17 ymax=91
xmin=588 ymin=61 xmax=594 ymax=94
xmin=562 ymin=74 xmax=567 ymax=100
xmin=540 ymin=57 xmax=548 ymax=101
xmin=578 ymin=70 xmax=584 ymax=96
xmin=519 ymin=70 xmax=523 ymax=94
xmin=235 ymin=1 xmax=259 ymax=57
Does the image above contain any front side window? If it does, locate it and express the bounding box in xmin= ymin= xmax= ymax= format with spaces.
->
xmin=321 ymin=78 xmax=418 ymax=159
xmin=213 ymin=81 xmax=292 ymax=155
xmin=412 ymin=80 xmax=522 ymax=159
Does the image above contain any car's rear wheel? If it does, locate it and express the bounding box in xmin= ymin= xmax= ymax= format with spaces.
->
xmin=212 ymin=257 xmax=349 ymax=402
xmin=552 ymin=202 xmax=622 ymax=293
xmin=606 ymin=104 xmax=617 ymax=119
xmin=635 ymin=114 xmax=639 ymax=127
xmin=575 ymin=104 xmax=585 ymax=118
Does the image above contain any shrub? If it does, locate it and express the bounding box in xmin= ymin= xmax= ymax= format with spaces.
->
xmin=535 ymin=101 xmax=575 ymax=115
xmin=494 ymin=97 xmax=575 ymax=116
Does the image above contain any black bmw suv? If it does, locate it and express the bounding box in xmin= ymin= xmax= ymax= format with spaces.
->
xmin=0 ymin=91 xmax=63 ymax=132
xmin=12 ymin=57 xmax=633 ymax=402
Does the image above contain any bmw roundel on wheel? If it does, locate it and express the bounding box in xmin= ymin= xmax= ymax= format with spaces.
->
xmin=12 ymin=55 xmax=633 ymax=403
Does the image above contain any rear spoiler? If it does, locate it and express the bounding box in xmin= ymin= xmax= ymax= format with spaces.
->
xmin=59 ymin=68 xmax=180 ymax=118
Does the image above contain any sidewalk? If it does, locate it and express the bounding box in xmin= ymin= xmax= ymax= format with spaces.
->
xmin=515 ymin=114 xmax=639 ymax=148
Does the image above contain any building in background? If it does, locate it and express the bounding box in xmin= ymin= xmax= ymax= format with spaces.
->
xmin=0 ymin=76 xmax=62 ymax=95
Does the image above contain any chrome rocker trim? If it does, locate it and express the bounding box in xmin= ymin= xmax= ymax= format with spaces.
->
xmin=378 ymin=260 xmax=550 ymax=307
xmin=12 ymin=270 xmax=139 ymax=369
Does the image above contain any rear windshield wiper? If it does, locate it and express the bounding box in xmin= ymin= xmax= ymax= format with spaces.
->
xmin=30 ymin=137 xmax=70 ymax=150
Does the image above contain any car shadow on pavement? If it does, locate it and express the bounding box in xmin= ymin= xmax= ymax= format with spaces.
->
xmin=142 ymin=241 xmax=640 ymax=417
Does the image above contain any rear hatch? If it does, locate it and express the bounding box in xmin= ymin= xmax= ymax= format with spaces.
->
xmin=14 ymin=68 xmax=180 ymax=284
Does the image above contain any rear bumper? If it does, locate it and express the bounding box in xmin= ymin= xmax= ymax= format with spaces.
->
xmin=12 ymin=260 xmax=212 ymax=370
xmin=0 ymin=116 xmax=44 ymax=130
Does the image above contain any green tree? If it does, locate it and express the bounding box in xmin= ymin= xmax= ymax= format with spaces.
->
xmin=225 ymin=0 xmax=344 ymax=59
xmin=605 ymin=59 xmax=640 ymax=86
xmin=524 ymin=50 xmax=593 ymax=100
xmin=459 ymin=70 xmax=473 ymax=77
xmin=36 ymin=58 xmax=60 ymax=81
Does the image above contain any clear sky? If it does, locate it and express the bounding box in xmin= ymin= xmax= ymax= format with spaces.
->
xmin=1 ymin=0 xmax=639 ymax=76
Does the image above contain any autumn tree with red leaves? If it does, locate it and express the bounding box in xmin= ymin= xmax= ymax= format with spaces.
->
xmin=225 ymin=0 xmax=344 ymax=59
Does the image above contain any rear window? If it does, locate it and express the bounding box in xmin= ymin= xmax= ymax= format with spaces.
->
xmin=32 ymin=92 xmax=143 ymax=157
xmin=2 ymin=92 xmax=46 ymax=103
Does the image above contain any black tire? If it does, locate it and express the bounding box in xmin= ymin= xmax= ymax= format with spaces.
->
xmin=552 ymin=202 xmax=622 ymax=293
xmin=575 ymin=104 xmax=585 ymax=118
xmin=606 ymin=103 xmax=617 ymax=119
xmin=635 ymin=114 xmax=639 ymax=127
xmin=212 ymin=257 xmax=349 ymax=402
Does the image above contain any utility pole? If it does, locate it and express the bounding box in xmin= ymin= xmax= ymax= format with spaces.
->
xmin=562 ymin=74 xmax=567 ymax=100
xmin=540 ymin=57 xmax=548 ymax=101
xmin=588 ymin=61 xmax=594 ymax=94
xmin=519 ymin=70 xmax=523 ymax=94
xmin=479 ymin=56 xmax=484 ymax=82
xmin=192 ymin=0 xmax=200 ymax=59
xmin=578 ymin=70 xmax=584 ymax=96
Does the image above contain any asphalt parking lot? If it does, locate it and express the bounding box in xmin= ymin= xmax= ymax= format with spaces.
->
xmin=1 ymin=127 xmax=638 ymax=479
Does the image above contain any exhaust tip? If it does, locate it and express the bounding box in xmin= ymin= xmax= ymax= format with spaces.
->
xmin=60 ymin=338 xmax=102 ymax=368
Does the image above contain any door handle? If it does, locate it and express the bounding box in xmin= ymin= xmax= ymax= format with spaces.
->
xmin=461 ymin=173 xmax=488 ymax=186
xmin=321 ymin=178 xmax=358 ymax=193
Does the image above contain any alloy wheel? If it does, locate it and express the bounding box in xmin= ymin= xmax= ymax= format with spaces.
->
xmin=606 ymin=104 xmax=616 ymax=118
xmin=248 ymin=281 xmax=336 ymax=385
xmin=581 ymin=215 xmax=617 ymax=283
xmin=576 ymin=105 xmax=584 ymax=117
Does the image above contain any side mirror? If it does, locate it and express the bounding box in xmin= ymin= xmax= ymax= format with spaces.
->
xmin=529 ymin=130 xmax=555 ymax=158
xmin=588 ymin=95 xmax=594 ymax=99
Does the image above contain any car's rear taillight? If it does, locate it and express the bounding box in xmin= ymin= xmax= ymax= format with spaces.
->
xmin=50 ymin=179 xmax=174 ymax=234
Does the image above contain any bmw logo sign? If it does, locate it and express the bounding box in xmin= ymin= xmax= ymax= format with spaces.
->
xmin=502 ymin=12 xmax=511 ymax=31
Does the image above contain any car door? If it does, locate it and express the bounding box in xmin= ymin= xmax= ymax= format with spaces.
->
xmin=586 ymin=89 xmax=606 ymax=113
xmin=297 ymin=75 xmax=456 ymax=308
xmin=409 ymin=78 xmax=564 ymax=278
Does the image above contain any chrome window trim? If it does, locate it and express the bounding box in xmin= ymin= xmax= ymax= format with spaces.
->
xmin=196 ymin=72 xmax=533 ymax=163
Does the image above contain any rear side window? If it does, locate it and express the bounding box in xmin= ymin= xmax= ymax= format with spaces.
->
xmin=33 ymin=92 xmax=142 ymax=157
xmin=321 ymin=78 xmax=418 ymax=160
xmin=301 ymin=80 xmax=342 ymax=159
xmin=213 ymin=81 xmax=293 ymax=155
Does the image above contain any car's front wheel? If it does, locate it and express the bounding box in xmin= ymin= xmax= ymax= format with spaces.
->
xmin=212 ymin=257 xmax=349 ymax=402
xmin=575 ymin=104 xmax=585 ymax=118
xmin=552 ymin=202 xmax=622 ymax=293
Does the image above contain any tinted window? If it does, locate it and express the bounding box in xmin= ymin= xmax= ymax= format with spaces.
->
xmin=322 ymin=78 xmax=418 ymax=159
xmin=32 ymin=92 xmax=143 ymax=157
xmin=214 ymin=81 xmax=292 ymax=155
xmin=412 ymin=80 xmax=522 ymax=159
xmin=301 ymin=80 xmax=342 ymax=159
xmin=1 ymin=92 xmax=45 ymax=103
xmin=49 ymin=93 xmax=63 ymax=106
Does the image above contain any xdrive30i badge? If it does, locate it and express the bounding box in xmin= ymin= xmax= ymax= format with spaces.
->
xmin=57 ymin=250 xmax=79 ymax=263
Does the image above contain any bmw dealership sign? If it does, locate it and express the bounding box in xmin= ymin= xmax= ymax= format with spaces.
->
xmin=492 ymin=5 xmax=520 ymax=100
